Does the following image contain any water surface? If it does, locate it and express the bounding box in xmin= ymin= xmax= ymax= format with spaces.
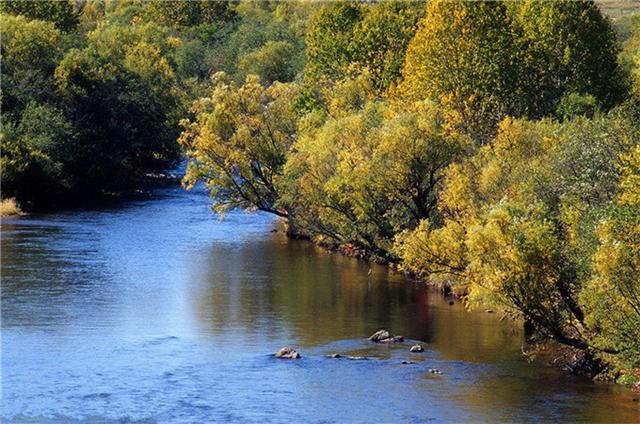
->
xmin=2 ymin=185 xmax=638 ymax=423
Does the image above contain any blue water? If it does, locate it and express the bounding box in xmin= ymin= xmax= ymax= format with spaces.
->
xmin=2 ymin=185 xmax=638 ymax=423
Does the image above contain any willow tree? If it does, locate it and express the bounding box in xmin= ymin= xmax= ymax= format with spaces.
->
xmin=179 ymin=73 xmax=298 ymax=217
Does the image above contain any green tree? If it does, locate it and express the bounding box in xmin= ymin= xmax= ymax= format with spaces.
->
xmin=144 ymin=0 xmax=236 ymax=28
xmin=304 ymin=1 xmax=361 ymax=83
xmin=238 ymin=40 xmax=297 ymax=85
xmin=0 ymin=0 xmax=79 ymax=31
xmin=303 ymin=1 xmax=423 ymax=95
xmin=53 ymin=22 xmax=184 ymax=193
xmin=1 ymin=102 xmax=76 ymax=201
xmin=0 ymin=14 xmax=66 ymax=116
xmin=510 ymin=0 xmax=625 ymax=115
xmin=401 ymin=0 xmax=519 ymax=144
xmin=179 ymin=73 xmax=298 ymax=217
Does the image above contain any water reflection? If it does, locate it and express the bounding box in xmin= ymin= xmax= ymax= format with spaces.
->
xmin=1 ymin=185 xmax=638 ymax=423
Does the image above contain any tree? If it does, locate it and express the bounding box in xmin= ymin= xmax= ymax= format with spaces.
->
xmin=401 ymin=0 xmax=519 ymax=144
xmin=304 ymin=1 xmax=362 ymax=83
xmin=238 ymin=40 xmax=297 ymax=85
xmin=53 ymin=22 xmax=184 ymax=194
xmin=282 ymin=76 xmax=467 ymax=255
xmin=0 ymin=14 xmax=66 ymax=116
xmin=144 ymin=0 xmax=236 ymax=28
xmin=1 ymin=102 xmax=75 ymax=201
xmin=303 ymin=1 xmax=424 ymax=95
xmin=179 ymin=73 xmax=298 ymax=216
xmin=509 ymin=0 xmax=625 ymax=116
xmin=0 ymin=0 xmax=79 ymax=31
xmin=580 ymin=121 xmax=640 ymax=370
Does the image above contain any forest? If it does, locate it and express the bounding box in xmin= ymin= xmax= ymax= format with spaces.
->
xmin=1 ymin=0 xmax=639 ymax=386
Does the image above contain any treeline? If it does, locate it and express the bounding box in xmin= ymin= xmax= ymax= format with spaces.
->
xmin=178 ymin=1 xmax=640 ymax=381
xmin=1 ymin=0 xmax=309 ymax=205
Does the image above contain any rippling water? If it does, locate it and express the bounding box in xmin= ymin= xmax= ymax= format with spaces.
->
xmin=1 ymin=184 xmax=638 ymax=423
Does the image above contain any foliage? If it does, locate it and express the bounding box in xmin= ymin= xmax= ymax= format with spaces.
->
xmin=400 ymin=0 xmax=520 ymax=144
xmin=144 ymin=0 xmax=236 ymax=28
xmin=179 ymin=73 xmax=298 ymax=216
xmin=0 ymin=14 xmax=66 ymax=116
xmin=510 ymin=0 xmax=625 ymax=115
xmin=581 ymin=144 xmax=640 ymax=370
xmin=304 ymin=1 xmax=424 ymax=96
xmin=397 ymin=111 xmax=638 ymax=362
xmin=400 ymin=0 xmax=625 ymax=143
xmin=0 ymin=0 xmax=79 ymax=31
xmin=282 ymin=78 xmax=468 ymax=255
xmin=53 ymin=22 xmax=185 ymax=194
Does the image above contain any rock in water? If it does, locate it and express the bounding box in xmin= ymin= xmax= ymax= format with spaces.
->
xmin=368 ymin=329 xmax=391 ymax=342
xmin=327 ymin=353 xmax=342 ymax=358
xmin=275 ymin=346 xmax=301 ymax=359
xmin=410 ymin=344 xmax=424 ymax=352
xmin=368 ymin=329 xmax=404 ymax=343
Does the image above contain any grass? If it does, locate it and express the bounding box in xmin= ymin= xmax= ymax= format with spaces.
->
xmin=596 ymin=0 xmax=640 ymax=18
xmin=0 ymin=198 xmax=24 ymax=217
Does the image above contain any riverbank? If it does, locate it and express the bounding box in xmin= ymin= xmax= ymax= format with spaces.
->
xmin=0 ymin=198 xmax=24 ymax=218
xmin=284 ymin=219 xmax=640 ymax=391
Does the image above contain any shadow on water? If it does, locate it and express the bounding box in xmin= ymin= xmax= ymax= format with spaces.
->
xmin=1 ymin=185 xmax=639 ymax=423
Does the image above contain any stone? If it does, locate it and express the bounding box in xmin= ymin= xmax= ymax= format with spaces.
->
xmin=368 ymin=329 xmax=391 ymax=342
xmin=448 ymin=300 xmax=455 ymax=306
xmin=410 ymin=344 xmax=424 ymax=353
xmin=275 ymin=346 xmax=301 ymax=359
xmin=368 ymin=329 xmax=404 ymax=343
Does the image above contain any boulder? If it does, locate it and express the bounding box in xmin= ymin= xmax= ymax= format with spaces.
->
xmin=368 ymin=330 xmax=404 ymax=343
xmin=410 ymin=344 xmax=424 ymax=353
xmin=275 ymin=346 xmax=301 ymax=359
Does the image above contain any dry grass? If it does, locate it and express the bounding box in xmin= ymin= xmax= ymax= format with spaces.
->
xmin=596 ymin=0 xmax=640 ymax=18
xmin=0 ymin=198 xmax=23 ymax=218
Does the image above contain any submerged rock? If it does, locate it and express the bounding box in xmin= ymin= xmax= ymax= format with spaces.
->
xmin=368 ymin=329 xmax=404 ymax=343
xmin=410 ymin=344 xmax=424 ymax=353
xmin=275 ymin=346 xmax=301 ymax=359
xmin=327 ymin=353 xmax=342 ymax=358
xmin=428 ymin=368 xmax=442 ymax=374
xmin=401 ymin=360 xmax=413 ymax=365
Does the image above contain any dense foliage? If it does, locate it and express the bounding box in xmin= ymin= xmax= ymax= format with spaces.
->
xmin=179 ymin=0 xmax=640 ymax=380
xmin=1 ymin=0 xmax=304 ymax=204
xmin=3 ymin=0 xmax=639 ymax=383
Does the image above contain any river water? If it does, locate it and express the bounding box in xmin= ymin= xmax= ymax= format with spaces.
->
xmin=1 ymin=184 xmax=638 ymax=423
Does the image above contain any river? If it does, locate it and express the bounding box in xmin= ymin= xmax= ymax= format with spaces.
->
xmin=1 ymin=183 xmax=638 ymax=423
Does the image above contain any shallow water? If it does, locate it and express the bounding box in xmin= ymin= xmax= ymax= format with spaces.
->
xmin=1 ymin=184 xmax=638 ymax=423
